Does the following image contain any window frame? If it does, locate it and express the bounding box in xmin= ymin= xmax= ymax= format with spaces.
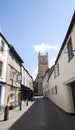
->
xmin=10 ymin=66 xmax=13 ymax=80
xmin=0 ymin=61 xmax=3 ymax=77
xmin=0 ymin=40 xmax=5 ymax=53
xmin=57 ymin=63 xmax=60 ymax=76
xmin=67 ymin=38 xmax=74 ymax=62
xmin=54 ymin=63 xmax=60 ymax=79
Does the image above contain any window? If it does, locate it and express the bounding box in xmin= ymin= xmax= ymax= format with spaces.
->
xmin=0 ymin=86 xmax=1 ymax=104
xmin=15 ymin=72 xmax=18 ymax=83
xmin=67 ymin=39 xmax=74 ymax=61
xmin=23 ymin=69 xmax=25 ymax=75
xmin=55 ymin=85 xmax=57 ymax=94
xmin=54 ymin=63 xmax=59 ymax=78
xmin=0 ymin=61 xmax=3 ymax=76
xmin=14 ymin=71 xmax=18 ymax=84
xmin=10 ymin=88 xmax=16 ymax=101
xmin=0 ymin=40 xmax=4 ymax=52
xmin=57 ymin=63 xmax=59 ymax=76
xmin=50 ymin=86 xmax=57 ymax=95
xmin=23 ymin=77 xmax=25 ymax=85
xmin=10 ymin=67 xmax=13 ymax=80
xmin=54 ymin=67 xmax=56 ymax=78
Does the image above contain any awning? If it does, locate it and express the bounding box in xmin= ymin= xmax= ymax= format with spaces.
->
xmin=21 ymin=85 xmax=34 ymax=91
xmin=0 ymin=81 xmax=6 ymax=85
xmin=63 ymin=77 xmax=75 ymax=85
xmin=21 ymin=85 xmax=30 ymax=90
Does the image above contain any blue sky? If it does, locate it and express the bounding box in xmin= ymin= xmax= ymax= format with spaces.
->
xmin=0 ymin=0 xmax=75 ymax=79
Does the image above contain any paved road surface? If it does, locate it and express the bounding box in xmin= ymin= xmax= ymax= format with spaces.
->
xmin=9 ymin=98 xmax=65 ymax=130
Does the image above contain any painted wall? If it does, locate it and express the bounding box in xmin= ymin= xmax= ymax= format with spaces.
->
xmin=48 ymin=24 xmax=75 ymax=113
xmin=48 ymin=71 xmax=74 ymax=112
xmin=0 ymin=36 xmax=8 ymax=83
xmin=0 ymin=36 xmax=8 ymax=106
xmin=43 ymin=24 xmax=75 ymax=113
xmin=6 ymin=48 xmax=22 ymax=105
xmin=43 ymin=72 xmax=49 ymax=96
xmin=21 ymin=66 xmax=33 ymax=90
xmin=1 ymin=85 xmax=5 ymax=105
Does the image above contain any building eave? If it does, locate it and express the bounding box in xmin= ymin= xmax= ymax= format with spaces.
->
xmin=55 ymin=11 xmax=75 ymax=64
xmin=0 ymin=32 xmax=23 ymax=64
xmin=42 ymin=65 xmax=54 ymax=81
xmin=63 ymin=77 xmax=75 ymax=85
xmin=0 ymin=32 xmax=10 ymax=47
xmin=21 ymin=65 xmax=33 ymax=80
xmin=47 ymin=65 xmax=54 ymax=81
xmin=9 ymin=45 xmax=23 ymax=63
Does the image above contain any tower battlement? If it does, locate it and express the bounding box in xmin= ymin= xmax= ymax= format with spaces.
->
xmin=37 ymin=52 xmax=49 ymax=94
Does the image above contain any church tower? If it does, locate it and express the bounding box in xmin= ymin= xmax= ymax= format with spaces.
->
xmin=37 ymin=52 xmax=49 ymax=94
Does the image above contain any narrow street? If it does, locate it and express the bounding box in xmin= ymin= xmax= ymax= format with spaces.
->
xmin=9 ymin=98 xmax=65 ymax=130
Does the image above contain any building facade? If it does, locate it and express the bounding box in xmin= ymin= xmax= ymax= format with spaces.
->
xmin=43 ymin=66 xmax=54 ymax=97
xmin=21 ymin=65 xmax=33 ymax=101
xmin=6 ymin=45 xmax=23 ymax=108
xmin=43 ymin=12 xmax=75 ymax=113
xmin=0 ymin=32 xmax=34 ymax=111
xmin=0 ymin=33 xmax=9 ymax=108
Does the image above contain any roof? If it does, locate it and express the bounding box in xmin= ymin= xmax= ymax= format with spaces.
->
xmin=0 ymin=32 xmax=10 ymax=47
xmin=9 ymin=45 xmax=23 ymax=63
xmin=43 ymin=65 xmax=54 ymax=81
xmin=47 ymin=65 xmax=54 ymax=81
xmin=0 ymin=32 xmax=23 ymax=63
xmin=55 ymin=11 xmax=75 ymax=64
xmin=21 ymin=65 xmax=33 ymax=80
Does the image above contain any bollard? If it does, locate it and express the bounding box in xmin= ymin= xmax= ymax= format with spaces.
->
xmin=19 ymin=101 xmax=22 ymax=110
xmin=4 ymin=105 xmax=9 ymax=121
xmin=26 ymin=99 xmax=28 ymax=106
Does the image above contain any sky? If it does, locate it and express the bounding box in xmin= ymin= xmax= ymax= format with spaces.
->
xmin=0 ymin=0 xmax=75 ymax=80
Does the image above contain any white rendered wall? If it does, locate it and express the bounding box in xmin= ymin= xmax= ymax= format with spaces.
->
xmin=0 ymin=36 xmax=8 ymax=83
xmin=48 ymin=25 xmax=75 ymax=113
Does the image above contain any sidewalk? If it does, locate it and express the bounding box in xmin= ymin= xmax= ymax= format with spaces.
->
xmin=0 ymin=101 xmax=34 ymax=130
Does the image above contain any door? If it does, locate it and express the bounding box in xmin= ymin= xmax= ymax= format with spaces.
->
xmin=0 ymin=86 xmax=1 ymax=104
xmin=71 ymin=83 xmax=75 ymax=111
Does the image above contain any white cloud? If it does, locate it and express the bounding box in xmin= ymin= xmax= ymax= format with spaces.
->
xmin=33 ymin=43 xmax=58 ymax=53
xmin=49 ymin=57 xmax=56 ymax=67
xmin=32 ymin=67 xmax=38 ymax=80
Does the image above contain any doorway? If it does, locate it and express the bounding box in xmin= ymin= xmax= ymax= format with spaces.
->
xmin=71 ymin=83 xmax=75 ymax=111
xmin=0 ymin=86 xmax=1 ymax=104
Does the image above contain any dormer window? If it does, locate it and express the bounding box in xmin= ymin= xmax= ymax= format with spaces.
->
xmin=0 ymin=61 xmax=3 ymax=76
xmin=67 ymin=38 xmax=74 ymax=61
xmin=0 ymin=40 xmax=4 ymax=53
